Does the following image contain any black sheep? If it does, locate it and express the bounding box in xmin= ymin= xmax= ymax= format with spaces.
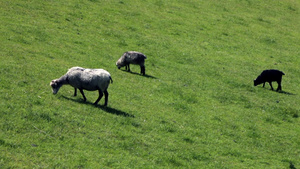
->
xmin=254 ymin=69 xmax=285 ymax=91
xmin=116 ymin=51 xmax=147 ymax=75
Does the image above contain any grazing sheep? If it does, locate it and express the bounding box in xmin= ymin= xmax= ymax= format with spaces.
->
xmin=116 ymin=51 xmax=147 ymax=75
xmin=50 ymin=67 xmax=113 ymax=106
xmin=254 ymin=69 xmax=285 ymax=91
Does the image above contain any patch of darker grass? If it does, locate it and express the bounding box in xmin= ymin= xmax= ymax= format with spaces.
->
xmin=183 ymin=137 xmax=194 ymax=144
xmin=40 ymin=113 xmax=52 ymax=122
xmin=247 ymin=126 xmax=261 ymax=139
xmin=0 ymin=139 xmax=19 ymax=148
xmin=169 ymin=157 xmax=183 ymax=167
xmin=281 ymin=107 xmax=299 ymax=119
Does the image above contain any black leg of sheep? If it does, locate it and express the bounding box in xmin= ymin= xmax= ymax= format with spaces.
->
xmin=141 ymin=66 xmax=145 ymax=75
xmin=94 ymin=90 xmax=103 ymax=105
xmin=79 ymin=89 xmax=87 ymax=102
xmin=126 ymin=64 xmax=131 ymax=72
xmin=268 ymin=82 xmax=274 ymax=90
xmin=74 ymin=88 xmax=77 ymax=96
xmin=104 ymin=90 xmax=109 ymax=106
xmin=277 ymin=81 xmax=282 ymax=91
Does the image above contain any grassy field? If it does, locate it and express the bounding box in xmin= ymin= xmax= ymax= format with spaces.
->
xmin=1 ymin=0 xmax=299 ymax=168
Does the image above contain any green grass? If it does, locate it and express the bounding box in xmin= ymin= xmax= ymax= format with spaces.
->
xmin=1 ymin=0 xmax=300 ymax=168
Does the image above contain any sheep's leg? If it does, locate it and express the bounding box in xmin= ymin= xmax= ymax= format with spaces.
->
xmin=263 ymin=82 xmax=265 ymax=88
xmin=79 ymin=89 xmax=87 ymax=101
xmin=127 ymin=64 xmax=131 ymax=72
xmin=268 ymin=82 xmax=274 ymax=90
xmin=104 ymin=90 xmax=109 ymax=106
xmin=94 ymin=89 xmax=103 ymax=105
xmin=277 ymin=81 xmax=282 ymax=91
xmin=140 ymin=65 xmax=145 ymax=75
xmin=74 ymin=88 xmax=77 ymax=96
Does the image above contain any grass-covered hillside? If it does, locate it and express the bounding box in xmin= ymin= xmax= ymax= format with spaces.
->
xmin=1 ymin=0 xmax=299 ymax=168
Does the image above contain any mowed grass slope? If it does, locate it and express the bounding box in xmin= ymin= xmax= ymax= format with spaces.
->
xmin=0 ymin=0 xmax=299 ymax=168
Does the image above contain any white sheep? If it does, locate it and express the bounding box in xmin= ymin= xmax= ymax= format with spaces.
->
xmin=116 ymin=51 xmax=147 ymax=75
xmin=50 ymin=67 xmax=113 ymax=106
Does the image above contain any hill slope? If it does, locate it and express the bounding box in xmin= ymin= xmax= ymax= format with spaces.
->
xmin=0 ymin=0 xmax=299 ymax=168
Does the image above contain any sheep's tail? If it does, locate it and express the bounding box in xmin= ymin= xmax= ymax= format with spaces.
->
xmin=110 ymin=76 xmax=113 ymax=84
xmin=281 ymin=71 xmax=285 ymax=75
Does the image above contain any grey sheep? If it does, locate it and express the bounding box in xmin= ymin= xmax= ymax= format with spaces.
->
xmin=116 ymin=51 xmax=147 ymax=75
xmin=50 ymin=67 xmax=113 ymax=106
xmin=254 ymin=69 xmax=285 ymax=91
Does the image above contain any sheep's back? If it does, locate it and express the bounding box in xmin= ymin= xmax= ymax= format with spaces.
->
xmin=125 ymin=52 xmax=146 ymax=64
xmin=259 ymin=69 xmax=284 ymax=82
xmin=67 ymin=68 xmax=111 ymax=91
xmin=67 ymin=67 xmax=85 ymax=74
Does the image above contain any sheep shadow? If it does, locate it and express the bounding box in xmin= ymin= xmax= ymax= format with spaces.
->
xmin=278 ymin=90 xmax=295 ymax=95
xmin=260 ymin=88 xmax=296 ymax=95
xmin=61 ymin=96 xmax=135 ymax=117
xmin=96 ymin=105 xmax=135 ymax=117
xmin=120 ymin=69 xmax=157 ymax=79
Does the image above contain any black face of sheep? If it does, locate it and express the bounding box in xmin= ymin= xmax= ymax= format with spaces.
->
xmin=116 ymin=51 xmax=147 ymax=75
xmin=254 ymin=69 xmax=285 ymax=91
xmin=50 ymin=80 xmax=63 ymax=94
xmin=50 ymin=67 xmax=113 ymax=106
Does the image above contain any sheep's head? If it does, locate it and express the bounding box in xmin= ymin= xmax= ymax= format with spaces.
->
xmin=253 ymin=79 xmax=262 ymax=86
xmin=50 ymin=80 xmax=62 ymax=94
xmin=254 ymin=80 xmax=257 ymax=86
xmin=116 ymin=58 xmax=125 ymax=69
xmin=254 ymin=75 xmax=263 ymax=86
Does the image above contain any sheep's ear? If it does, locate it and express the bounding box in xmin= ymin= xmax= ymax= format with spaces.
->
xmin=50 ymin=80 xmax=57 ymax=85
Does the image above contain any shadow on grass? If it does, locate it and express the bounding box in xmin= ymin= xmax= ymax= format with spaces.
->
xmin=278 ymin=90 xmax=296 ymax=95
xmin=61 ymin=96 xmax=135 ymax=117
xmin=120 ymin=69 xmax=157 ymax=79
xmin=260 ymin=87 xmax=296 ymax=95
xmin=96 ymin=105 xmax=135 ymax=117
